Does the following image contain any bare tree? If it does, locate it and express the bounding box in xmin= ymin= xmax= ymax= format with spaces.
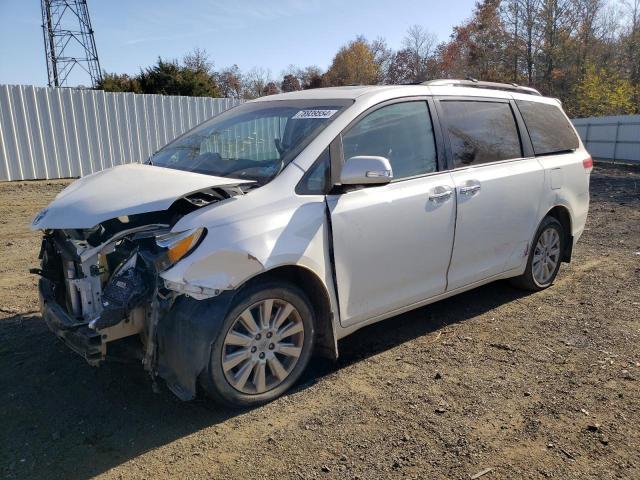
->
xmin=522 ymin=0 xmax=544 ymax=84
xmin=625 ymin=0 xmax=640 ymax=30
xmin=599 ymin=1 xmax=624 ymax=43
xmin=540 ymin=0 xmax=574 ymax=92
xmin=402 ymin=25 xmax=438 ymax=81
xmin=369 ymin=37 xmax=394 ymax=83
xmin=622 ymin=0 xmax=640 ymax=90
xmin=243 ymin=67 xmax=274 ymax=99
xmin=502 ymin=0 xmax=522 ymax=82
xmin=183 ymin=48 xmax=214 ymax=74
xmin=573 ymin=0 xmax=607 ymax=77
xmin=502 ymin=0 xmax=543 ymax=84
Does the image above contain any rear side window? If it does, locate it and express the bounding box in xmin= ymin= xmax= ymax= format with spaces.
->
xmin=342 ymin=102 xmax=437 ymax=180
xmin=440 ymin=101 xmax=522 ymax=167
xmin=516 ymin=100 xmax=579 ymax=155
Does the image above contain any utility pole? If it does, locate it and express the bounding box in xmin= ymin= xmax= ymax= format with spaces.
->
xmin=41 ymin=0 xmax=102 ymax=88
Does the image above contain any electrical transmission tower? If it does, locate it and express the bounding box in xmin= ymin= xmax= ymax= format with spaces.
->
xmin=41 ymin=0 xmax=102 ymax=88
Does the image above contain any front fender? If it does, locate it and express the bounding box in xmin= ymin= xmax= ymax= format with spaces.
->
xmin=160 ymin=198 xmax=331 ymax=300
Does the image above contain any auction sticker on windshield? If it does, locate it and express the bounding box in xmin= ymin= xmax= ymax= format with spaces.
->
xmin=292 ymin=109 xmax=338 ymax=119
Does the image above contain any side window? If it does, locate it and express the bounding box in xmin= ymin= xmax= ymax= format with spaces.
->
xmin=296 ymin=148 xmax=330 ymax=195
xmin=516 ymin=100 xmax=579 ymax=155
xmin=440 ymin=101 xmax=522 ymax=167
xmin=342 ymin=102 xmax=437 ymax=180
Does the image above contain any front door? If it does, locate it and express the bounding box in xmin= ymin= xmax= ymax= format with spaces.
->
xmin=327 ymin=100 xmax=456 ymax=327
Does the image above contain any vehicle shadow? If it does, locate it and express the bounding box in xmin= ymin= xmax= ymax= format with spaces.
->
xmin=303 ymin=280 xmax=531 ymax=383
xmin=0 ymin=280 xmax=531 ymax=480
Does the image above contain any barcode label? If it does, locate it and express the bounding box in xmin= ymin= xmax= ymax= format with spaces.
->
xmin=292 ymin=109 xmax=338 ymax=119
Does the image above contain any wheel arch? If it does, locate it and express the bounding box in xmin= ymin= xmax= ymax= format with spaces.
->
xmin=545 ymin=205 xmax=573 ymax=262
xmin=239 ymin=264 xmax=338 ymax=360
xmin=155 ymin=263 xmax=337 ymax=403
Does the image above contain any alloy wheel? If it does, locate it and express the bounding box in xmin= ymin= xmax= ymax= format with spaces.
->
xmin=221 ymin=299 xmax=305 ymax=394
xmin=532 ymin=227 xmax=561 ymax=286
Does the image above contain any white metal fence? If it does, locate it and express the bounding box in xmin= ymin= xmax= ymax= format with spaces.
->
xmin=3 ymin=86 xmax=637 ymax=181
xmin=0 ymin=84 xmax=242 ymax=181
xmin=572 ymin=115 xmax=640 ymax=164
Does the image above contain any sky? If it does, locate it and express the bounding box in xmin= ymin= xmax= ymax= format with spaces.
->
xmin=0 ymin=0 xmax=476 ymax=87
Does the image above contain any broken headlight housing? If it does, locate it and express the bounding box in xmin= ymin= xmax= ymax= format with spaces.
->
xmin=155 ymin=227 xmax=206 ymax=270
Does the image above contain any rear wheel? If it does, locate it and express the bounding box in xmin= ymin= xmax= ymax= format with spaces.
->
xmin=200 ymin=281 xmax=314 ymax=408
xmin=511 ymin=216 xmax=564 ymax=291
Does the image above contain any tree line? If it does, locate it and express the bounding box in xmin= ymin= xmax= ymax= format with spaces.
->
xmin=98 ymin=0 xmax=640 ymax=117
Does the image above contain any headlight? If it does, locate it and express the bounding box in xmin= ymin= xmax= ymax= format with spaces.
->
xmin=156 ymin=227 xmax=206 ymax=265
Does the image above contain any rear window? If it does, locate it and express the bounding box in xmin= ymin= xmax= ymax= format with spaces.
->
xmin=440 ymin=100 xmax=522 ymax=167
xmin=516 ymin=100 xmax=579 ymax=155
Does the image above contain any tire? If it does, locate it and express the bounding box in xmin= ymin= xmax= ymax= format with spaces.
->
xmin=200 ymin=281 xmax=315 ymax=408
xmin=510 ymin=216 xmax=564 ymax=291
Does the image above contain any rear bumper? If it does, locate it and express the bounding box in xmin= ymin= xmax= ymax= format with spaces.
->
xmin=38 ymin=278 xmax=104 ymax=365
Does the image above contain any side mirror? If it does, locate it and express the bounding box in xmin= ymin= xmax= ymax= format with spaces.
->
xmin=340 ymin=156 xmax=393 ymax=186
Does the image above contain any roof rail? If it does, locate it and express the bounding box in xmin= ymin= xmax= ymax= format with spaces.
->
xmin=422 ymin=78 xmax=542 ymax=96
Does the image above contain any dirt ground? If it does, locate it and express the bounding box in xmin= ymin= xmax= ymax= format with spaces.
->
xmin=0 ymin=164 xmax=638 ymax=480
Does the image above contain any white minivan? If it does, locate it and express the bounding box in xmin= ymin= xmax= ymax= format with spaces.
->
xmin=32 ymin=80 xmax=592 ymax=407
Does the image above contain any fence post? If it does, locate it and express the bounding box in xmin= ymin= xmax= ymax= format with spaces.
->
xmin=584 ymin=122 xmax=591 ymax=154
xmin=612 ymin=121 xmax=619 ymax=164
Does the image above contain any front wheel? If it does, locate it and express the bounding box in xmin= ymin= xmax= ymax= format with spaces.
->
xmin=510 ymin=216 xmax=564 ymax=291
xmin=200 ymin=281 xmax=315 ymax=408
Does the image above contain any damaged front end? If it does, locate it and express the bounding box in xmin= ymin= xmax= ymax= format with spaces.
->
xmin=37 ymin=224 xmax=168 ymax=367
xmin=34 ymin=180 xmax=243 ymax=399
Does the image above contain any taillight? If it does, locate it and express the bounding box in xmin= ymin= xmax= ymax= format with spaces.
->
xmin=583 ymin=156 xmax=593 ymax=172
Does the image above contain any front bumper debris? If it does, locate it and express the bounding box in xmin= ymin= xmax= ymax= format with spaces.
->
xmin=39 ymin=275 xmax=147 ymax=366
xmin=39 ymin=277 xmax=104 ymax=365
xmin=36 ymin=230 xmax=235 ymax=401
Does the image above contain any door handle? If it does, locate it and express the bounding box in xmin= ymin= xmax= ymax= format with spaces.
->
xmin=429 ymin=186 xmax=453 ymax=202
xmin=459 ymin=181 xmax=481 ymax=195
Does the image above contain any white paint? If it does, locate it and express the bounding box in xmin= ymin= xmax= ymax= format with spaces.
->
xmin=29 ymin=163 xmax=252 ymax=230
xmin=447 ymin=158 xmax=545 ymax=290
xmin=33 ymin=83 xmax=592 ymax=350
xmin=327 ymin=172 xmax=456 ymax=326
xmin=550 ymin=167 xmax=563 ymax=190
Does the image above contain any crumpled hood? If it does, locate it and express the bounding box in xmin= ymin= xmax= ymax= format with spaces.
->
xmin=30 ymin=163 xmax=252 ymax=230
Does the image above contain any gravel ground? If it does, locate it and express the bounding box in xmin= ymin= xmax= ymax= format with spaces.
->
xmin=0 ymin=164 xmax=638 ymax=480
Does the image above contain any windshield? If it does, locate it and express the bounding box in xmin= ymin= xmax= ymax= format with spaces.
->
xmin=150 ymin=99 xmax=352 ymax=185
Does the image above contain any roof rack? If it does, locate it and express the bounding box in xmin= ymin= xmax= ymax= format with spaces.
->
xmin=422 ymin=78 xmax=542 ymax=96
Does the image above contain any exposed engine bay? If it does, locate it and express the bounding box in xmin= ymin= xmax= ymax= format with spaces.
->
xmin=34 ymin=185 xmax=242 ymax=380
